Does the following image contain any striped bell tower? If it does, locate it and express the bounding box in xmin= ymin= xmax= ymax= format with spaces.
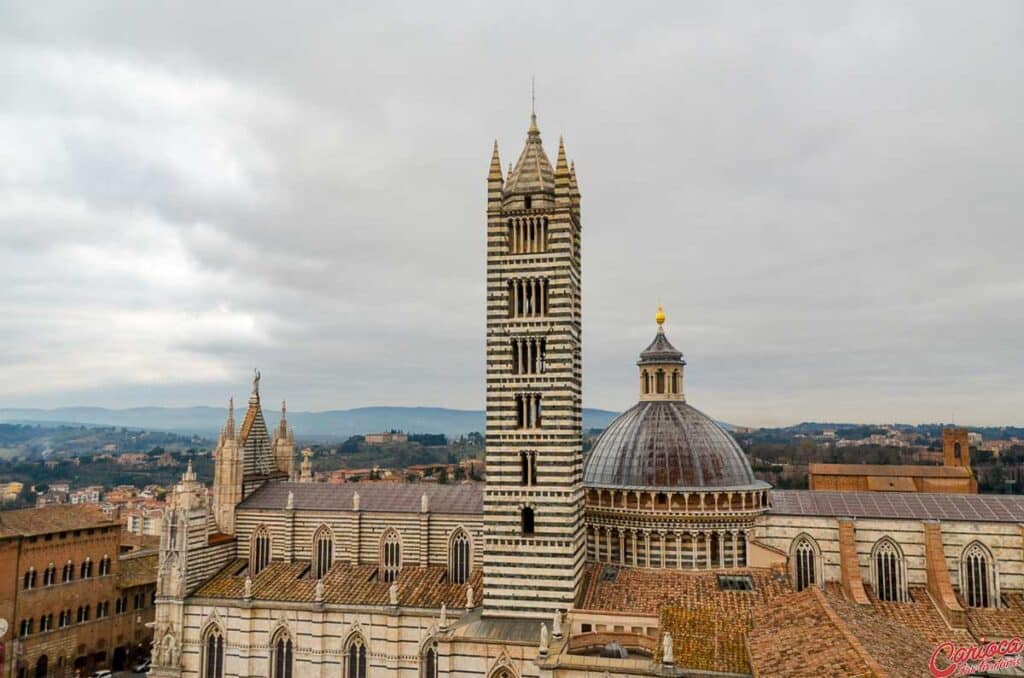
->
xmin=483 ymin=110 xmax=584 ymax=619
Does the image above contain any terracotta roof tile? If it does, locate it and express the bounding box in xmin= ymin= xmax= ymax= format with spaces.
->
xmin=578 ymin=564 xmax=794 ymax=674
xmin=118 ymin=552 xmax=158 ymax=589
xmin=964 ymin=593 xmax=1024 ymax=640
xmin=749 ymin=587 xmax=954 ymax=678
xmin=0 ymin=504 xmax=117 ymax=537
xmin=194 ymin=558 xmax=480 ymax=609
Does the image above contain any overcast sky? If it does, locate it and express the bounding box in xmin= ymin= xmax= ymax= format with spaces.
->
xmin=1 ymin=2 xmax=1022 ymax=426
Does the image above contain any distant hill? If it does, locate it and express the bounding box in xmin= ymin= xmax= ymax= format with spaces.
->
xmin=0 ymin=406 xmax=621 ymax=440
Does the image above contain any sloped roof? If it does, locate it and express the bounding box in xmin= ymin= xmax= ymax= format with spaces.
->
xmin=809 ymin=463 xmax=972 ymax=478
xmin=118 ymin=551 xmax=158 ymax=589
xmin=194 ymin=558 xmax=481 ymax=609
xmin=503 ymin=114 xmax=554 ymax=195
xmin=770 ymin=489 xmax=1024 ymax=523
xmin=237 ymin=481 xmax=483 ymax=514
xmin=0 ymin=504 xmax=116 ymax=538
xmin=748 ymin=587 xmax=954 ymax=678
xmin=638 ymin=327 xmax=684 ymax=365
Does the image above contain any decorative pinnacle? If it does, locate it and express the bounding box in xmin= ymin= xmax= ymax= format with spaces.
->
xmin=656 ymin=305 xmax=666 ymax=327
xmin=488 ymin=140 xmax=503 ymax=180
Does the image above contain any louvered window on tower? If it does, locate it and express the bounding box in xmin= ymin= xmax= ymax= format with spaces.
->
xmin=520 ymin=451 xmax=537 ymax=486
xmin=507 ymin=217 xmax=548 ymax=254
xmin=511 ymin=337 xmax=546 ymax=374
xmin=507 ymin=278 xmax=548 ymax=318
xmin=514 ymin=394 xmax=542 ymax=429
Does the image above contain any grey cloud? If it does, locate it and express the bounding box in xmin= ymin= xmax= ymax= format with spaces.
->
xmin=0 ymin=1 xmax=1022 ymax=425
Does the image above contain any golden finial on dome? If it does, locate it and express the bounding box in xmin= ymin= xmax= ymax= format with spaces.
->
xmin=655 ymin=305 xmax=665 ymax=326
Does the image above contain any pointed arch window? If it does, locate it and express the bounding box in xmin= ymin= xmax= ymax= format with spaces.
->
xmin=251 ymin=526 xmax=271 ymax=576
xmin=345 ymin=634 xmax=367 ymax=678
xmin=312 ymin=526 xmax=334 ymax=580
xmin=270 ymin=628 xmax=293 ymax=678
xmin=380 ymin=530 xmax=401 ymax=583
xmin=422 ymin=642 xmax=438 ymax=678
xmin=961 ymin=542 xmax=997 ymax=608
xmin=792 ymin=536 xmax=820 ymax=591
xmin=80 ymin=558 xmax=93 ymax=579
xmin=449 ymin=529 xmax=471 ymax=584
xmin=23 ymin=567 xmax=36 ymax=590
xmin=43 ymin=563 xmax=56 ymax=586
xmin=872 ymin=538 xmax=907 ymax=602
xmin=62 ymin=561 xmax=73 ymax=583
xmin=203 ymin=625 xmax=225 ymax=678
xmin=99 ymin=555 xmax=111 ymax=576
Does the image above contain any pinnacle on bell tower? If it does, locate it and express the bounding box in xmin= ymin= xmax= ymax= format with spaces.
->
xmin=483 ymin=107 xmax=584 ymax=619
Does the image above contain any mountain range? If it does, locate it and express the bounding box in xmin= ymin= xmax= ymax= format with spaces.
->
xmin=0 ymin=406 xmax=622 ymax=439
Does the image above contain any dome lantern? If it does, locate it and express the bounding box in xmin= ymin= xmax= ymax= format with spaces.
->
xmin=638 ymin=308 xmax=686 ymax=402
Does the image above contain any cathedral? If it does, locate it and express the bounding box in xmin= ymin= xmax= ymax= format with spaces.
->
xmin=150 ymin=112 xmax=1024 ymax=678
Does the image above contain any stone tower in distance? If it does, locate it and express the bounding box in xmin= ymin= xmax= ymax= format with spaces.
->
xmin=483 ymin=110 xmax=584 ymax=619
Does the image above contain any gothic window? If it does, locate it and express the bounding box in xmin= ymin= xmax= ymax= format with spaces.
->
xmin=961 ymin=542 xmax=996 ymax=608
xmin=872 ymin=538 xmax=907 ymax=602
xmin=792 ymin=536 xmax=820 ymax=591
xmin=449 ymin=529 xmax=471 ymax=584
xmin=99 ymin=555 xmax=111 ymax=576
xmin=521 ymin=507 xmax=536 ymax=536
xmin=422 ymin=642 xmax=438 ymax=678
xmin=62 ymin=561 xmax=73 ymax=583
xmin=80 ymin=558 xmax=92 ymax=579
xmin=251 ymin=526 xmax=271 ymax=576
xmin=39 ymin=614 xmax=51 ymax=632
xmin=270 ymin=628 xmax=293 ymax=678
xmin=43 ymin=563 xmax=55 ymax=586
xmin=59 ymin=610 xmax=70 ymax=628
xmin=19 ymin=618 xmax=32 ymax=637
xmin=203 ymin=625 xmax=225 ymax=678
xmin=23 ymin=567 xmax=35 ymax=590
xmin=345 ymin=634 xmax=367 ymax=678
xmin=519 ymin=451 xmax=537 ymax=486
xmin=380 ymin=529 xmax=401 ymax=583
xmin=313 ymin=526 xmax=334 ymax=580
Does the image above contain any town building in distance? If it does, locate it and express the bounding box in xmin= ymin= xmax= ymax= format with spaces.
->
xmin=809 ymin=426 xmax=978 ymax=493
xmin=0 ymin=505 xmax=157 ymax=677
xmin=146 ymin=111 xmax=1024 ymax=678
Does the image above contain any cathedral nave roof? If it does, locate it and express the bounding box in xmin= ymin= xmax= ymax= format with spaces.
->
xmin=237 ymin=481 xmax=483 ymax=514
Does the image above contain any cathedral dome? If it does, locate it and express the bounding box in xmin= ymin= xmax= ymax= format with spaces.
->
xmin=583 ymin=400 xmax=767 ymax=490
xmin=583 ymin=311 xmax=768 ymax=492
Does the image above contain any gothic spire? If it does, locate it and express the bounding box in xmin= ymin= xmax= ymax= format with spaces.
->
xmin=224 ymin=397 xmax=235 ymax=439
xmin=504 ymin=111 xmax=555 ymax=196
xmin=488 ymin=140 xmax=503 ymax=181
